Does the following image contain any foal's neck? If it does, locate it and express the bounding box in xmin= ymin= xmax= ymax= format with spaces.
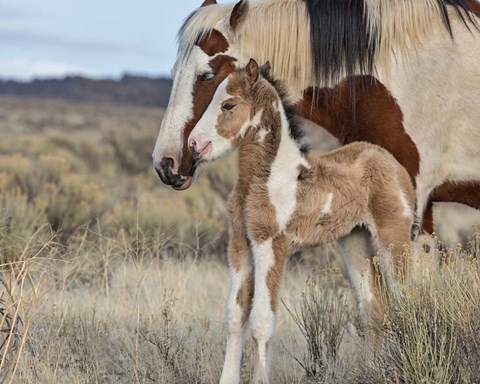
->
xmin=238 ymin=98 xmax=305 ymax=189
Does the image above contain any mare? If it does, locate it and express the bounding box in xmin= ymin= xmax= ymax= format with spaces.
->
xmin=189 ymin=59 xmax=416 ymax=384
xmin=153 ymin=0 xmax=480 ymax=236
xmin=152 ymin=0 xmax=480 ymax=308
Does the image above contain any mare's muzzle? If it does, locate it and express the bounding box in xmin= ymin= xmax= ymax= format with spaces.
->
xmin=154 ymin=157 xmax=195 ymax=190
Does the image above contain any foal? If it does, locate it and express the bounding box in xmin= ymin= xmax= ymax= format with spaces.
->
xmin=188 ymin=59 xmax=415 ymax=384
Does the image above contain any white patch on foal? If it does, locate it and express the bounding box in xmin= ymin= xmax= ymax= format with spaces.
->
xmin=321 ymin=192 xmax=334 ymax=215
xmin=267 ymin=104 xmax=305 ymax=232
xmin=238 ymin=109 xmax=263 ymax=139
xmin=399 ymin=188 xmax=412 ymax=218
xmin=256 ymin=127 xmax=269 ymax=143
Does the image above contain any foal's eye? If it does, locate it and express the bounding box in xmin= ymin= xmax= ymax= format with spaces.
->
xmin=222 ymin=103 xmax=235 ymax=111
xmin=200 ymin=72 xmax=215 ymax=81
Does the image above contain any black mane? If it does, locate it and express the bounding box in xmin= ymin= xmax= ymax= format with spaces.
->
xmin=304 ymin=0 xmax=478 ymax=85
xmin=260 ymin=68 xmax=308 ymax=154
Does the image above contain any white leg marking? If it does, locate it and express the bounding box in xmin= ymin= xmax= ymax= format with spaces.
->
xmin=220 ymin=260 xmax=252 ymax=384
xmin=250 ymin=239 xmax=276 ymax=384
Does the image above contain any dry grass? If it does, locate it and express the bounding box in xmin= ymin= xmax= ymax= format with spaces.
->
xmin=0 ymin=96 xmax=480 ymax=383
xmin=2 ymin=229 xmax=310 ymax=384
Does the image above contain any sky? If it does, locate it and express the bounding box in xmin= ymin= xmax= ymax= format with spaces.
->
xmin=0 ymin=0 xmax=205 ymax=80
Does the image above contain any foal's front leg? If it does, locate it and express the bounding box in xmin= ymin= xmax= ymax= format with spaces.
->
xmin=250 ymin=236 xmax=288 ymax=384
xmin=220 ymin=209 xmax=254 ymax=384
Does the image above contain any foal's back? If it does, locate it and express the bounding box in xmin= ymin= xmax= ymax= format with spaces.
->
xmin=290 ymin=142 xmax=415 ymax=257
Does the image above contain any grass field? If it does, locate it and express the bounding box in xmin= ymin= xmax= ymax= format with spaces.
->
xmin=0 ymin=96 xmax=479 ymax=383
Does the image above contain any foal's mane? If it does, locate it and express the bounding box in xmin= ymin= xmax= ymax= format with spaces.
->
xmin=258 ymin=67 xmax=307 ymax=153
xmin=178 ymin=0 xmax=478 ymax=89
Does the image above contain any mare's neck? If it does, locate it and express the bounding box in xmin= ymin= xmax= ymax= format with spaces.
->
xmin=237 ymin=100 xmax=304 ymax=191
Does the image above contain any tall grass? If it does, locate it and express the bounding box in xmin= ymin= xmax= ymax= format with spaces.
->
xmin=1 ymin=97 xmax=480 ymax=383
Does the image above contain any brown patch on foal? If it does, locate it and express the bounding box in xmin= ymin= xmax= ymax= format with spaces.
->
xmin=237 ymin=279 xmax=254 ymax=325
xmin=296 ymin=76 xmax=420 ymax=185
xmin=266 ymin=236 xmax=288 ymax=312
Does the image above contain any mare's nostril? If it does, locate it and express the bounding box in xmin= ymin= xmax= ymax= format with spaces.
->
xmin=154 ymin=156 xmax=190 ymax=188
xmin=160 ymin=157 xmax=175 ymax=173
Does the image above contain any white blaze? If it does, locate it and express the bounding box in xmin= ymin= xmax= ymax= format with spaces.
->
xmin=152 ymin=46 xmax=212 ymax=164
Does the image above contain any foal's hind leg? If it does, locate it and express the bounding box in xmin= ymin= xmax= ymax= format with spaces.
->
xmin=220 ymin=205 xmax=254 ymax=384
xmin=376 ymin=218 xmax=412 ymax=288
xmin=337 ymin=227 xmax=377 ymax=321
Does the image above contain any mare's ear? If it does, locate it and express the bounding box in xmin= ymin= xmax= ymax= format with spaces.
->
xmin=230 ymin=0 xmax=249 ymax=35
xmin=260 ymin=61 xmax=271 ymax=76
xmin=201 ymin=0 xmax=217 ymax=7
xmin=246 ymin=59 xmax=259 ymax=86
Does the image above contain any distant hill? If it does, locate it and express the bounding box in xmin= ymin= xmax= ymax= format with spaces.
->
xmin=0 ymin=74 xmax=173 ymax=108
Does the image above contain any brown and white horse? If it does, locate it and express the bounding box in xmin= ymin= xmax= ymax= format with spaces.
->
xmin=152 ymin=1 xmax=479 ymax=378
xmin=153 ymin=0 xmax=480 ymax=235
xmin=189 ymin=59 xmax=416 ymax=383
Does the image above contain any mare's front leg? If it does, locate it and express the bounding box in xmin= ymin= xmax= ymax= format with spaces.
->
xmin=250 ymin=235 xmax=288 ymax=384
xmin=220 ymin=199 xmax=254 ymax=384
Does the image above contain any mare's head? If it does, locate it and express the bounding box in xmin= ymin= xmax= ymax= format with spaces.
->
xmin=152 ymin=0 xmax=250 ymax=190
xmin=188 ymin=59 xmax=274 ymax=162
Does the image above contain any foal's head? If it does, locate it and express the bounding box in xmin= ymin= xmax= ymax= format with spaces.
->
xmin=188 ymin=59 xmax=275 ymax=161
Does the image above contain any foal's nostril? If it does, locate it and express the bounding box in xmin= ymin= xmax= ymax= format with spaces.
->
xmin=188 ymin=138 xmax=199 ymax=156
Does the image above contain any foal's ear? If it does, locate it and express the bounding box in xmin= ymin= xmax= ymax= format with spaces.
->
xmin=230 ymin=0 xmax=249 ymax=34
xmin=260 ymin=61 xmax=271 ymax=76
xmin=246 ymin=59 xmax=259 ymax=85
xmin=201 ymin=0 xmax=217 ymax=7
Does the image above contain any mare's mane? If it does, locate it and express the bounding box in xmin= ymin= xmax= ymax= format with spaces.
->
xmin=177 ymin=0 xmax=478 ymax=90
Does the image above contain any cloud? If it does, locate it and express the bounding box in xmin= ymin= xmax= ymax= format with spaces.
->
xmin=0 ymin=58 xmax=89 ymax=80
xmin=0 ymin=4 xmax=23 ymax=20
xmin=0 ymin=28 xmax=129 ymax=55
xmin=0 ymin=28 xmax=161 ymax=59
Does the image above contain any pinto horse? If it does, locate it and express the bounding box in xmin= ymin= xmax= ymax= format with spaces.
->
xmin=153 ymin=0 xmax=480 ymax=234
xmin=189 ymin=59 xmax=417 ymax=383
xmin=153 ymin=0 xmax=480 ymax=293
xmin=152 ymin=0 xmax=479 ymax=377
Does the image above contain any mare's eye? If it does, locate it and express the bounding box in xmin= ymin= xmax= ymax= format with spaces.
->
xmin=222 ymin=103 xmax=235 ymax=111
xmin=200 ymin=72 xmax=215 ymax=81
